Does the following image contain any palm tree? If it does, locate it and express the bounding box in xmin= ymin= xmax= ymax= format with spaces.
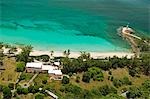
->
xmin=0 ymin=42 xmax=3 ymax=49
xmin=67 ymin=49 xmax=70 ymax=57
xmin=17 ymin=45 xmax=33 ymax=63
xmin=63 ymin=50 xmax=67 ymax=57
xmin=63 ymin=49 xmax=70 ymax=57
xmin=79 ymin=51 xmax=90 ymax=60
xmin=50 ymin=50 xmax=54 ymax=57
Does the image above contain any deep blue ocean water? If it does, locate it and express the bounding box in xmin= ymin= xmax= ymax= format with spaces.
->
xmin=0 ymin=0 xmax=150 ymax=52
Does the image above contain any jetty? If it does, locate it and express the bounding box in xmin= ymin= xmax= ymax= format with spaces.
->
xmin=119 ymin=25 xmax=141 ymax=57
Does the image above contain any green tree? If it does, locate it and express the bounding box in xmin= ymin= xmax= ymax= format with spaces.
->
xmin=0 ymin=42 xmax=3 ymax=49
xmin=16 ymin=45 xmax=32 ymax=63
xmin=8 ymin=83 xmax=14 ymax=90
xmin=103 ymin=93 xmax=125 ymax=99
xmin=88 ymin=67 xmax=101 ymax=78
xmin=98 ymin=85 xmax=109 ymax=96
xmin=35 ymin=93 xmax=44 ymax=99
xmin=62 ymin=76 xmax=69 ymax=84
xmin=42 ymin=79 xmax=47 ymax=84
xmin=141 ymin=54 xmax=150 ymax=76
xmin=2 ymin=86 xmax=12 ymax=99
xmin=80 ymin=89 xmax=94 ymax=99
xmin=79 ymin=51 xmax=90 ymax=60
xmin=19 ymin=73 xmax=26 ymax=81
xmin=16 ymin=62 xmax=25 ymax=72
xmin=82 ymin=72 xmax=91 ymax=83
xmin=40 ymin=55 xmax=50 ymax=62
xmin=0 ymin=84 xmax=3 ymax=92
xmin=28 ymin=85 xmax=39 ymax=93
xmin=113 ymin=78 xmax=122 ymax=88
xmin=139 ymin=80 xmax=150 ymax=99
xmin=98 ymin=85 xmax=117 ymax=96
xmin=76 ymin=76 xmax=80 ymax=83
xmin=126 ymin=86 xmax=141 ymax=98
xmin=63 ymin=84 xmax=82 ymax=95
xmin=122 ymin=77 xmax=132 ymax=85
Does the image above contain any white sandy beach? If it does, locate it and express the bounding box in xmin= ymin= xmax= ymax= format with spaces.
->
xmin=2 ymin=47 xmax=134 ymax=59
xmin=30 ymin=50 xmax=134 ymax=59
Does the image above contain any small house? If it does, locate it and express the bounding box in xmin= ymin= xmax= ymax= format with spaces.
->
xmin=26 ymin=62 xmax=42 ymax=73
xmin=48 ymin=70 xmax=62 ymax=80
xmin=26 ymin=62 xmax=63 ymax=80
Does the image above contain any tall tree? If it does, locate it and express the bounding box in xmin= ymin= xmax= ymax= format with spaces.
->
xmin=16 ymin=45 xmax=33 ymax=63
xmin=2 ymin=87 xmax=12 ymax=99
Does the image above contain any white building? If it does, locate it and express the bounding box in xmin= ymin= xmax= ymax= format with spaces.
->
xmin=26 ymin=62 xmax=42 ymax=73
xmin=26 ymin=62 xmax=62 ymax=80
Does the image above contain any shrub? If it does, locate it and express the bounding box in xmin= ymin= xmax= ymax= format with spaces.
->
xmin=16 ymin=62 xmax=25 ymax=72
xmin=122 ymin=77 xmax=132 ymax=85
xmin=98 ymin=85 xmax=117 ymax=96
xmin=35 ymin=93 xmax=44 ymax=99
xmin=75 ymin=76 xmax=80 ymax=83
xmin=62 ymin=84 xmax=82 ymax=95
xmin=42 ymin=79 xmax=47 ymax=84
xmin=108 ymin=71 xmax=112 ymax=75
xmin=0 ymin=84 xmax=3 ymax=92
xmin=2 ymin=86 xmax=12 ymax=99
xmin=19 ymin=73 xmax=26 ymax=81
xmin=113 ymin=79 xmax=122 ymax=88
xmin=62 ymin=76 xmax=69 ymax=84
xmin=28 ymin=85 xmax=39 ymax=93
xmin=8 ymin=83 xmax=14 ymax=90
xmin=126 ymin=86 xmax=141 ymax=98
xmin=22 ymin=88 xmax=28 ymax=94
xmin=95 ymin=73 xmax=104 ymax=81
xmin=82 ymin=72 xmax=91 ymax=83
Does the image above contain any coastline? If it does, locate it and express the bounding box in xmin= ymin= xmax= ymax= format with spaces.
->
xmin=30 ymin=50 xmax=134 ymax=59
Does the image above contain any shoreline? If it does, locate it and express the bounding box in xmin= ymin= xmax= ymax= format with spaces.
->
xmin=30 ymin=50 xmax=134 ymax=59
xmin=1 ymin=44 xmax=134 ymax=59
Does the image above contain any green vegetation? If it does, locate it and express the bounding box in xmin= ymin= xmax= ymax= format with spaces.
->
xmin=62 ymin=76 xmax=70 ymax=84
xmin=16 ymin=86 xmax=29 ymax=95
xmin=62 ymin=53 xmax=150 ymax=77
xmin=16 ymin=62 xmax=25 ymax=72
xmin=138 ymin=37 xmax=150 ymax=52
xmin=8 ymin=83 xmax=14 ymax=90
xmin=2 ymin=86 xmax=12 ymax=99
xmin=0 ymin=44 xmax=150 ymax=99
xmin=33 ymin=55 xmax=50 ymax=62
xmin=19 ymin=73 xmax=34 ymax=81
xmin=16 ymin=45 xmax=33 ymax=63
xmin=35 ymin=93 xmax=44 ymax=99
xmin=82 ymin=72 xmax=91 ymax=83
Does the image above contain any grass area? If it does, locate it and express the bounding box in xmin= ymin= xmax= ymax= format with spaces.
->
xmin=19 ymin=72 xmax=34 ymax=84
xmin=70 ymin=72 xmax=112 ymax=90
xmin=12 ymin=93 xmax=34 ymax=99
xmin=12 ymin=93 xmax=50 ymax=99
xmin=0 ymin=57 xmax=19 ymax=85
xmin=20 ymin=73 xmax=34 ymax=81
xmin=33 ymin=73 xmax=62 ymax=91
xmin=70 ymin=68 xmax=150 ymax=91
xmin=111 ymin=68 xmax=150 ymax=86
xmin=0 ymin=57 xmax=149 ymax=99
xmin=34 ymin=73 xmax=49 ymax=84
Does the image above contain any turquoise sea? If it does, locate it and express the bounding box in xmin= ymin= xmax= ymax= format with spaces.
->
xmin=0 ymin=0 xmax=150 ymax=52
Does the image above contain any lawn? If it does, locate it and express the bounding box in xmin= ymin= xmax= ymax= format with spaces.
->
xmin=34 ymin=73 xmax=49 ymax=84
xmin=0 ymin=57 xmax=19 ymax=85
xmin=19 ymin=72 xmax=35 ymax=85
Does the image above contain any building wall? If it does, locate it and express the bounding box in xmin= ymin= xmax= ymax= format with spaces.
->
xmin=49 ymin=74 xmax=62 ymax=80
xmin=26 ymin=68 xmax=41 ymax=73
